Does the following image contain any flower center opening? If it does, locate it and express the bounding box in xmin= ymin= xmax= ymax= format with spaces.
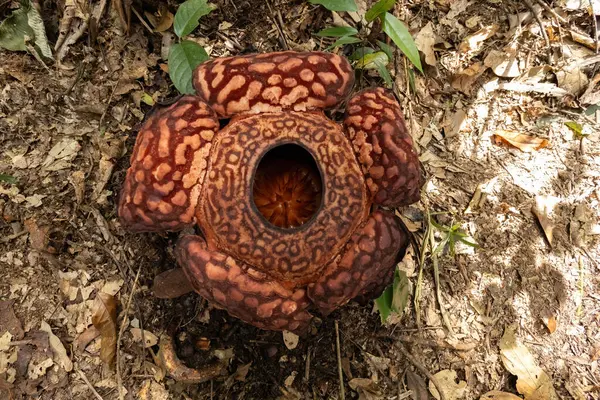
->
xmin=252 ymin=144 xmax=323 ymax=229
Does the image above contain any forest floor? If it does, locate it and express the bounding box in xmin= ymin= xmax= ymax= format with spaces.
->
xmin=1 ymin=0 xmax=600 ymax=399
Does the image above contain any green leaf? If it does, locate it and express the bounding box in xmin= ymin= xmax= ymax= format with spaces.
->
xmin=355 ymin=51 xmax=388 ymax=69
xmin=376 ymin=269 xmax=410 ymax=322
xmin=382 ymin=12 xmax=422 ymax=72
xmin=375 ymin=60 xmax=393 ymax=88
xmin=584 ymin=103 xmax=600 ymax=116
xmin=309 ymin=0 xmax=357 ymax=12
xmin=327 ymin=35 xmax=361 ymax=49
xmin=565 ymin=121 xmax=587 ymax=137
xmin=377 ymin=40 xmax=393 ymax=60
xmin=365 ymin=0 xmax=395 ymax=22
xmin=391 ymin=270 xmax=410 ymax=313
xmin=375 ymin=286 xmax=393 ymax=323
xmin=140 ymin=92 xmax=155 ymax=106
xmin=316 ymin=26 xmax=358 ymax=37
xmin=0 ymin=174 xmax=17 ymax=184
xmin=168 ymin=40 xmax=209 ymax=94
xmin=0 ymin=0 xmax=52 ymax=58
xmin=173 ymin=0 xmax=216 ymax=38
xmin=349 ymin=46 xmax=375 ymax=60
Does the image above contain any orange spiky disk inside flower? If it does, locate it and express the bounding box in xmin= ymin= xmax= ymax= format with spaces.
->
xmin=252 ymin=144 xmax=322 ymax=229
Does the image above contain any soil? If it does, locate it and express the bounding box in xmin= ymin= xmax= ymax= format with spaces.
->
xmin=1 ymin=0 xmax=599 ymax=399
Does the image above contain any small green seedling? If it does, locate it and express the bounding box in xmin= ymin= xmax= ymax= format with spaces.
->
xmin=376 ymin=211 xmax=479 ymax=324
xmin=313 ymin=0 xmax=422 ymax=87
xmin=168 ymin=0 xmax=215 ymax=94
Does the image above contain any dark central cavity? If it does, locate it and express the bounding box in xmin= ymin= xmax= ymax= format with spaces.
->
xmin=253 ymin=144 xmax=323 ymax=229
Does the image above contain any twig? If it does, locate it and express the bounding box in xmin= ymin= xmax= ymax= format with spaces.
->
xmin=334 ymin=321 xmax=345 ymax=400
xmin=534 ymin=0 xmax=567 ymax=24
xmin=591 ymin=0 xmax=599 ymax=53
xmin=215 ymin=31 xmax=243 ymax=51
xmin=524 ymin=0 xmax=552 ymax=63
xmin=396 ymin=344 xmax=446 ymax=400
xmin=265 ymin=0 xmax=289 ymax=50
xmin=304 ymin=346 xmax=311 ymax=383
xmin=432 ymin=255 xmax=454 ymax=334
xmin=0 ymin=230 xmax=28 ymax=244
xmin=131 ymin=6 xmax=154 ymax=35
xmin=99 ymin=78 xmax=120 ymax=128
xmin=116 ymin=264 xmax=142 ymax=400
xmin=76 ymin=367 xmax=104 ymax=400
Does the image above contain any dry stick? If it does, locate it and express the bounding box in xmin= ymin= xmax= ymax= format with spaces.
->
xmin=533 ymin=0 xmax=567 ymax=24
xmin=131 ymin=6 xmax=154 ymax=35
xmin=99 ymin=78 xmax=120 ymax=128
xmin=76 ymin=367 xmax=105 ymax=400
xmin=0 ymin=230 xmax=28 ymax=244
xmin=116 ymin=264 xmax=142 ymax=400
xmin=396 ymin=344 xmax=446 ymax=400
xmin=432 ymin=255 xmax=454 ymax=335
xmin=334 ymin=321 xmax=345 ymax=400
xmin=524 ymin=0 xmax=552 ymax=63
xmin=266 ymin=0 xmax=289 ymax=50
xmin=304 ymin=346 xmax=311 ymax=383
xmin=591 ymin=0 xmax=599 ymax=53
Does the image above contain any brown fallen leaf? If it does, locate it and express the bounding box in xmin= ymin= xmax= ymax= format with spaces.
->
xmin=415 ymin=22 xmax=437 ymax=66
xmin=484 ymin=49 xmax=520 ymax=78
xmin=532 ymin=195 xmax=560 ymax=246
xmin=459 ymin=24 xmax=499 ymax=53
xmin=349 ymin=378 xmax=382 ymax=400
xmin=451 ymin=62 xmax=487 ymax=95
xmin=499 ymin=326 xmax=559 ymax=400
xmin=24 ymin=218 xmax=49 ymax=251
xmin=138 ymin=379 xmax=169 ymax=400
xmin=0 ymin=301 xmax=24 ymax=340
xmin=233 ymin=362 xmax=251 ymax=382
xmin=429 ymin=369 xmax=467 ymax=400
xmin=40 ymin=321 xmax=73 ymax=372
xmin=541 ymin=315 xmax=557 ymax=334
xmin=155 ymin=9 xmax=174 ymax=32
xmin=91 ymin=292 xmax=118 ymax=366
xmin=406 ymin=369 xmax=429 ymax=400
xmin=493 ymin=130 xmax=549 ymax=152
xmin=131 ymin=328 xmax=159 ymax=348
xmin=480 ymin=391 xmax=523 ymax=400
xmin=74 ymin=325 xmax=101 ymax=353
xmin=153 ymin=268 xmax=194 ymax=299
xmin=556 ymin=66 xmax=589 ymax=95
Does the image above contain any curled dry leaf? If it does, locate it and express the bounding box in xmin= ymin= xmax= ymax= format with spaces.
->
xmin=493 ymin=130 xmax=549 ymax=152
xmin=40 ymin=321 xmax=73 ymax=372
xmin=532 ymin=195 xmax=560 ymax=246
xmin=233 ymin=362 xmax=252 ymax=382
xmin=91 ymin=291 xmax=118 ymax=366
xmin=541 ymin=315 xmax=557 ymax=334
xmin=499 ymin=326 xmax=559 ymax=400
xmin=459 ymin=24 xmax=499 ymax=53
